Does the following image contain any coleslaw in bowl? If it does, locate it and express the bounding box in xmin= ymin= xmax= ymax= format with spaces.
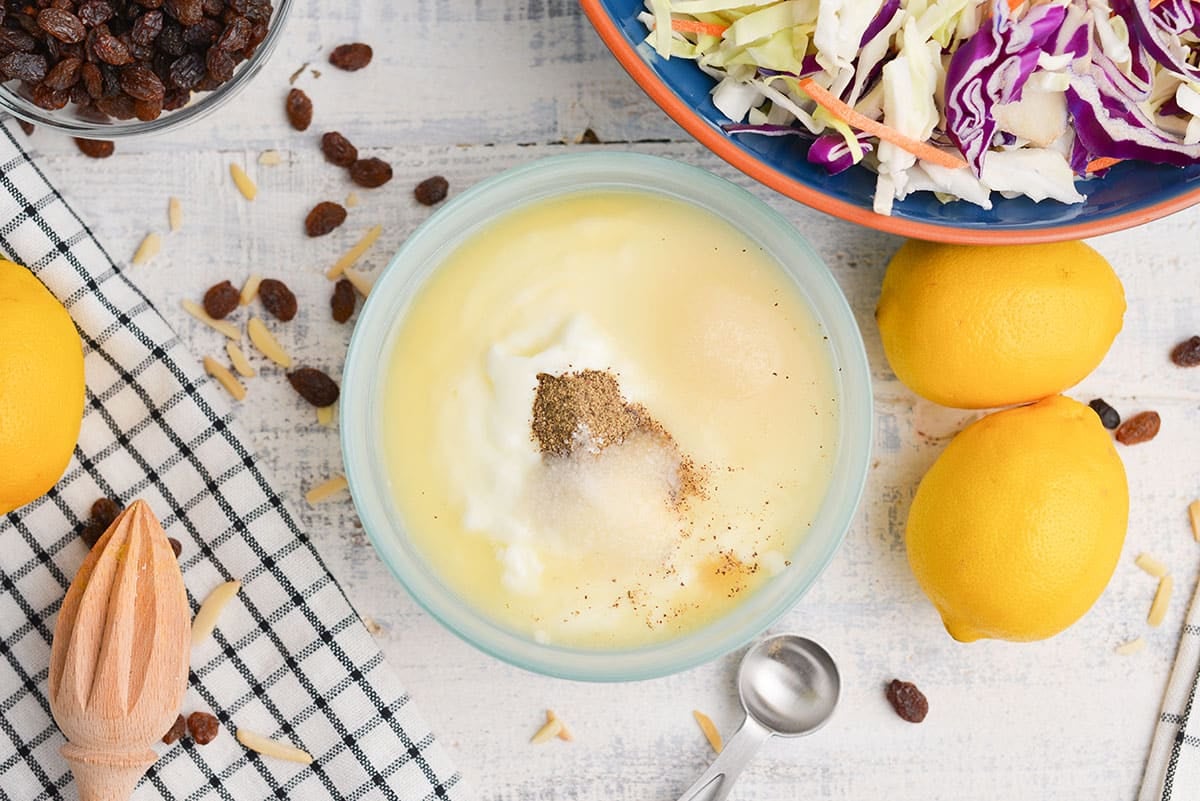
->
xmin=583 ymin=0 xmax=1200 ymax=241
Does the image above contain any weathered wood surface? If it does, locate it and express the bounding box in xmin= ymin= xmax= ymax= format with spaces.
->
xmin=21 ymin=0 xmax=1200 ymax=798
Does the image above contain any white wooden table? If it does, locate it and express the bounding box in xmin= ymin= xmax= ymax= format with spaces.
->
xmin=27 ymin=1 xmax=1200 ymax=798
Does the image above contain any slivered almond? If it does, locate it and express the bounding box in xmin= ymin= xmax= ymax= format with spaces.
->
xmin=1189 ymin=500 xmax=1200 ymax=542
xmin=305 ymin=474 xmax=348 ymax=505
xmin=326 ymin=224 xmax=382 ymax=279
xmin=230 ymin=163 xmax=257 ymax=201
xmin=239 ymin=274 xmax=262 ymax=306
xmin=1136 ymin=553 xmax=1168 ymax=579
xmin=693 ymin=710 xmax=722 ymax=753
xmin=546 ymin=709 xmax=572 ymax=742
xmin=181 ymin=299 xmax=242 ymax=340
xmin=345 ymin=192 xmax=360 ymax=208
xmin=168 ymin=197 xmax=182 ymax=232
xmin=131 ymin=231 xmax=161 ymax=266
xmin=530 ymin=716 xmax=563 ymax=745
xmin=316 ymin=404 xmax=335 ymax=427
xmin=236 ymin=728 xmax=313 ymax=764
xmin=226 ymin=341 xmax=255 ymax=378
xmin=1115 ymin=636 xmax=1146 ymax=655
xmin=203 ymin=356 xmax=246 ymax=401
xmin=257 ymin=149 xmax=282 ymax=166
xmin=1149 ymin=575 xmax=1174 ymax=627
xmin=247 ymin=317 xmax=292 ymax=367
xmin=343 ymin=267 xmax=373 ymax=297
xmin=192 ymin=580 xmax=241 ymax=645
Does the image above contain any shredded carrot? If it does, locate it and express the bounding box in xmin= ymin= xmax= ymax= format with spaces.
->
xmin=669 ymin=18 xmax=728 ymax=37
xmin=797 ymin=77 xmax=968 ymax=170
xmin=1086 ymin=157 xmax=1123 ymax=173
xmin=1150 ymin=0 xmax=1167 ymax=7
xmin=1007 ymin=0 xmax=1023 ymax=11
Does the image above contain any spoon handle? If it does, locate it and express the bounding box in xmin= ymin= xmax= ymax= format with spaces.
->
xmin=674 ymin=717 xmax=772 ymax=801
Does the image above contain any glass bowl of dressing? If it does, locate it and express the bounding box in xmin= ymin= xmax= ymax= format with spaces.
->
xmin=341 ymin=152 xmax=872 ymax=681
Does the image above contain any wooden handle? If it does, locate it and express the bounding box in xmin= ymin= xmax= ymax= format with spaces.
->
xmin=61 ymin=743 xmax=156 ymax=801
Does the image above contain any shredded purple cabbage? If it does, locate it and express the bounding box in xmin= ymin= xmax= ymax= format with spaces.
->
xmin=1115 ymin=0 xmax=1200 ymax=84
xmin=807 ymin=132 xmax=875 ymax=175
xmin=944 ymin=0 xmax=1067 ymax=175
xmin=859 ymin=0 xmax=902 ymax=47
xmin=1066 ymin=71 xmax=1200 ymax=168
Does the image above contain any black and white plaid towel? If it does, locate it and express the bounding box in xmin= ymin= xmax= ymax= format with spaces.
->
xmin=0 ymin=119 xmax=465 ymax=800
xmin=1141 ymin=573 xmax=1200 ymax=801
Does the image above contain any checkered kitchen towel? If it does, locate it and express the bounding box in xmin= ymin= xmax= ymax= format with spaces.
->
xmin=1141 ymin=572 xmax=1200 ymax=801
xmin=0 ymin=119 xmax=465 ymax=800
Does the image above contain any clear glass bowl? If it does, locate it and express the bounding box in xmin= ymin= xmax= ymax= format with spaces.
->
xmin=340 ymin=153 xmax=873 ymax=681
xmin=0 ymin=0 xmax=293 ymax=138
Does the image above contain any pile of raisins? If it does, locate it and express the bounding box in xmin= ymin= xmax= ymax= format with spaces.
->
xmin=0 ymin=0 xmax=275 ymax=121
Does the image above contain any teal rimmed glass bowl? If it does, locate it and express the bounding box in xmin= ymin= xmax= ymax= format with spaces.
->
xmin=340 ymin=153 xmax=872 ymax=681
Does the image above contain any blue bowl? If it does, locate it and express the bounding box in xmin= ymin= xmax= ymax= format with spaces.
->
xmin=581 ymin=0 xmax=1200 ymax=243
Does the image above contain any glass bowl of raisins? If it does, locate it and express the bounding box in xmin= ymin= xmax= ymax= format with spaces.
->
xmin=0 ymin=0 xmax=292 ymax=137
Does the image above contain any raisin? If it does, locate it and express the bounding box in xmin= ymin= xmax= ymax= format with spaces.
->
xmin=77 ymin=1 xmax=115 ymax=27
xmin=91 ymin=30 xmax=133 ymax=65
xmin=0 ymin=51 xmax=47 ymax=82
xmin=349 ymin=157 xmax=392 ymax=188
xmin=1115 ymin=410 xmax=1161 ymax=445
xmin=287 ymin=367 xmax=340 ymax=408
xmin=203 ymin=280 xmax=239 ymax=319
xmin=37 ymin=8 xmax=86 ymax=44
xmin=321 ymin=131 xmax=357 ymax=167
xmin=305 ymin=201 xmax=347 ymax=237
xmin=31 ymin=84 xmax=69 ymax=109
xmin=130 ymin=10 xmax=163 ymax=46
xmin=414 ymin=175 xmax=449 ymax=206
xmin=43 ymin=56 xmax=81 ymax=90
xmin=91 ymin=497 xmax=122 ymax=527
xmin=168 ymin=537 xmax=182 ymax=558
xmin=163 ymin=88 xmax=190 ymax=110
xmin=215 ymin=16 xmax=250 ymax=51
xmin=119 ymin=63 xmax=164 ymax=101
xmin=18 ymin=120 xmax=34 ymax=136
xmin=258 ymin=278 xmax=297 ymax=321
xmin=230 ymin=0 xmax=272 ymax=23
xmin=157 ymin=20 xmax=186 ymax=55
xmin=73 ymin=136 xmax=114 ymax=158
xmin=329 ymin=42 xmax=371 ymax=71
xmin=1170 ymin=336 xmax=1200 ymax=367
xmin=166 ymin=0 xmax=204 ymax=26
xmin=168 ymin=51 xmax=203 ymax=88
xmin=331 ymin=278 xmax=355 ymax=323
xmin=0 ymin=27 xmax=37 ymax=54
xmin=886 ymin=679 xmax=928 ymax=723
xmin=95 ymin=93 xmax=136 ymax=119
xmin=285 ymin=86 xmax=311 ymax=131
xmin=79 ymin=520 xmax=106 ymax=548
xmin=80 ymin=62 xmax=103 ymax=97
xmin=162 ymin=714 xmax=186 ymax=744
xmin=579 ymin=127 xmax=600 ymax=144
xmin=187 ymin=711 xmax=219 ymax=745
xmin=1088 ymin=398 xmax=1120 ymax=430
xmin=204 ymin=46 xmax=235 ymax=82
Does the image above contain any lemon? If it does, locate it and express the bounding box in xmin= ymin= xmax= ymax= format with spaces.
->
xmin=0 ymin=260 xmax=85 ymax=515
xmin=906 ymin=395 xmax=1128 ymax=642
xmin=876 ymin=240 xmax=1125 ymax=409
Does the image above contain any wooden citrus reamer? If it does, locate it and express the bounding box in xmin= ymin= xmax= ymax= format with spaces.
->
xmin=49 ymin=500 xmax=191 ymax=801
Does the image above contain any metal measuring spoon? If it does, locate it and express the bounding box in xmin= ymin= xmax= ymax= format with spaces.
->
xmin=675 ymin=634 xmax=841 ymax=801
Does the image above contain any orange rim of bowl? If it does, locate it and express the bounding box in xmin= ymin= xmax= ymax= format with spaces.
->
xmin=580 ymin=0 xmax=1200 ymax=244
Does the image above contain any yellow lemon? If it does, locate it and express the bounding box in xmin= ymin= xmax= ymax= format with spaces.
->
xmin=876 ymin=240 xmax=1125 ymax=409
xmin=0 ymin=260 xmax=85 ymax=515
xmin=906 ymin=395 xmax=1128 ymax=642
